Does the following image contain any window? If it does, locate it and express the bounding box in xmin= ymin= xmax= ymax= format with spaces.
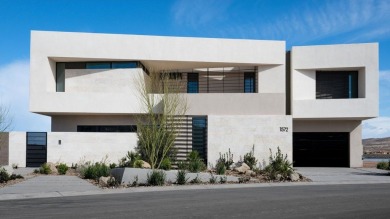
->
xmin=56 ymin=63 xmax=65 ymax=92
xmin=77 ymin=125 xmax=137 ymax=132
xmin=187 ymin=73 xmax=199 ymax=93
xmin=86 ymin=62 xmax=111 ymax=69
xmin=316 ymin=71 xmax=358 ymax=99
xmin=112 ymin=62 xmax=138 ymax=69
xmin=244 ymin=72 xmax=255 ymax=93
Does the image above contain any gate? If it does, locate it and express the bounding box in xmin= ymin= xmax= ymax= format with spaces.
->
xmin=26 ymin=132 xmax=47 ymax=167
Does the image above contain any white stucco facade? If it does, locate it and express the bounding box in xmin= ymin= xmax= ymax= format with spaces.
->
xmin=3 ymin=31 xmax=379 ymax=168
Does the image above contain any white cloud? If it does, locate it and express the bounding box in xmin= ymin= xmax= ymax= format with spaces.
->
xmin=363 ymin=117 xmax=390 ymax=139
xmin=171 ymin=0 xmax=232 ymax=28
xmin=0 ymin=60 xmax=50 ymax=132
xmin=380 ymin=70 xmax=390 ymax=82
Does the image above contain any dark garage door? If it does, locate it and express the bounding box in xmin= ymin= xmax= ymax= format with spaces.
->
xmin=293 ymin=132 xmax=349 ymax=167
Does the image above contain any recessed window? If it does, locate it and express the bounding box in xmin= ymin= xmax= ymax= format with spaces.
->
xmin=77 ymin=125 xmax=137 ymax=132
xmin=86 ymin=62 xmax=111 ymax=69
xmin=187 ymin=73 xmax=199 ymax=93
xmin=244 ymin=72 xmax=255 ymax=93
xmin=112 ymin=62 xmax=138 ymax=69
xmin=316 ymin=71 xmax=358 ymax=99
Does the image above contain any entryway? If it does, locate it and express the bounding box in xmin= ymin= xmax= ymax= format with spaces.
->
xmin=26 ymin=132 xmax=47 ymax=167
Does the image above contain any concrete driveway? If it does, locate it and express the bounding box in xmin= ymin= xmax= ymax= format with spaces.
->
xmin=296 ymin=167 xmax=390 ymax=184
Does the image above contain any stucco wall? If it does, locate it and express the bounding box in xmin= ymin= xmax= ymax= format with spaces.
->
xmin=293 ymin=120 xmax=362 ymax=167
xmin=8 ymin=132 xmax=26 ymax=167
xmin=207 ymin=115 xmax=292 ymax=169
xmin=291 ymin=43 xmax=378 ymax=119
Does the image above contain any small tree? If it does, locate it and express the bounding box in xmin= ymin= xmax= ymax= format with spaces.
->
xmin=0 ymin=101 xmax=12 ymax=145
xmin=135 ymin=69 xmax=187 ymax=169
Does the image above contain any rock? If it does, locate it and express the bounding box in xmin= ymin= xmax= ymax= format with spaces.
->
xmin=46 ymin=162 xmax=58 ymax=174
xmin=234 ymin=163 xmax=250 ymax=174
xmin=289 ymin=172 xmax=300 ymax=181
xmin=141 ymin=160 xmax=151 ymax=169
xmin=275 ymin=174 xmax=282 ymax=181
xmin=245 ymin=170 xmax=254 ymax=176
xmin=99 ymin=176 xmax=115 ymax=187
xmin=0 ymin=166 xmax=13 ymax=175
xmin=250 ymin=171 xmax=257 ymax=177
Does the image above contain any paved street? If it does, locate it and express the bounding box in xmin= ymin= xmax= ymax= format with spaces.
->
xmin=1 ymin=183 xmax=390 ymax=218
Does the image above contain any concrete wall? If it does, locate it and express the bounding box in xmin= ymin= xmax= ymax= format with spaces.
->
xmin=0 ymin=133 xmax=9 ymax=165
xmin=47 ymin=132 xmax=137 ymax=166
xmin=291 ymin=43 xmax=379 ymax=119
xmin=207 ymin=115 xmax=292 ymax=169
xmin=293 ymin=120 xmax=363 ymax=167
xmin=8 ymin=132 xmax=26 ymax=167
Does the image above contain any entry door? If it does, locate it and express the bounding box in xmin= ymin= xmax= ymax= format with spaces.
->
xmin=26 ymin=132 xmax=47 ymax=167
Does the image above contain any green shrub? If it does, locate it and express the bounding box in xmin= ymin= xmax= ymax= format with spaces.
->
xmin=215 ymin=160 xmax=226 ymax=175
xmin=377 ymin=161 xmax=389 ymax=170
xmin=176 ymin=169 xmax=188 ymax=185
xmin=147 ymin=170 xmax=166 ymax=186
xmin=81 ymin=162 xmax=110 ymax=180
xmin=109 ymin=163 xmax=117 ymax=169
xmin=71 ymin=163 xmax=78 ymax=169
xmin=57 ymin=163 xmax=69 ymax=175
xmin=190 ymin=174 xmax=202 ymax=184
xmin=244 ymin=145 xmax=258 ymax=169
xmin=187 ymin=151 xmax=206 ymax=173
xmin=33 ymin=169 xmax=39 ymax=174
xmin=160 ymin=157 xmax=172 ymax=170
xmin=238 ymin=176 xmax=250 ymax=183
xmin=218 ymin=149 xmax=234 ymax=170
xmin=134 ymin=160 xmax=144 ymax=168
xmin=9 ymin=174 xmax=24 ymax=180
xmin=219 ymin=176 xmax=227 ymax=184
xmin=264 ymin=147 xmax=293 ymax=180
xmin=119 ymin=151 xmax=142 ymax=168
xmin=130 ymin=175 xmax=139 ymax=187
xmin=0 ymin=168 xmax=10 ymax=183
xmin=39 ymin=163 xmax=52 ymax=175
xmin=209 ymin=174 xmax=217 ymax=184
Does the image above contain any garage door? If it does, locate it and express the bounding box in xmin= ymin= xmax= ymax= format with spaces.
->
xmin=293 ymin=132 xmax=349 ymax=167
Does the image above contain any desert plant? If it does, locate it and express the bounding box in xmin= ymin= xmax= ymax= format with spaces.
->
xmin=218 ymin=149 xmax=234 ymax=170
xmin=109 ymin=163 xmax=117 ymax=169
xmin=12 ymin=163 xmax=18 ymax=169
xmin=33 ymin=169 xmax=39 ymax=174
xmin=176 ymin=169 xmax=188 ymax=185
xmin=238 ymin=176 xmax=250 ymax=183
xmin=135 ymin=70 xmax=188 ymax=169
xmin=57 ymin=163 xmax=69 ymax=175
xmin=190 ymin=174 xmax=202 ymax=184
xmin=377 ymin=161 xmax=389 ymax=170
xmin=147 ymin=170 xmax=166 ymax=186
xmin=264 ymin=147 xmax=293 ymax=180
xmin=0 ymin=167 xmax=10 ymax=183
xmin=39 ymin=163 xmax=52 ymax=175
xmin=187 ymin=151 xmax=206 ymax=173
xmin=219 ymin=176 xmax=227 ymax=184
xmin=244 ymin=145 xmax=258 ymax=169
xmin=71 ymin=163 xmax=78 ymax=169
xmin=209 ymin=174 xmax=218 ymax=184
xmin=134 ymin=160 xmax=144 ymax=168
xmin=215 ymin=159 xmax=226 ymax=175
xmin=80 ymin=162 xmax=110 ymax=180
xmin=160 ymin=157 xmax=172 ymax=170
xmin=119 ymin=151 xmax=142 ymax=168
xmin=129 ymin=175 xmax=139 ymax=187
xmin=9 ymin=174 xmax=23 ymax=180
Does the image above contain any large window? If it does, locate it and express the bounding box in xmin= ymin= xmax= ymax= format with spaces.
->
xmin=244 ymin=72 xmax=255 ymax=93
xmin=316 ymin=71 xmax=358 ymax=99
xmin=187 ymin=73 xmax=199 ymax=93
xmin=77 ymin=125 xmax=137 ymax=132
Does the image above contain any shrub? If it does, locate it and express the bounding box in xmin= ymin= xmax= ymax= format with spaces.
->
xmin=109 ymin=163 xmax=117 ymax=169
xmin=0 ymin=168 xmax=10 ymax=183
xmin=215 ymin=160 xmax=226 ymax=175
xmin=119 ymin=151 xmax=142 ymax=168
xmin=219 ymin=176 xmax=227 ymax=184
xmin=71 ymin=163 xmax=78 ymax=170
xmin=187 ymin=151 xmax=206 ymax=173
xmin=244 ymin=145 xmax=258 ymax=169
xmin=130 ymin=175 xmax=139 ymax=187
xmin=190 ymin=174 xmax=202 ymax=184
xmin=81 ymin=162 xmax=110 ymax=180
xmin=134 ymin=160 xmax=144 ymax=168
xmin=238 ymin=176 xmax=250 ymax=183
xmin=176 ymin=169 xmax=188 ymax=185
xmin=377 ymin=161 xmax=389 ymax=170
xmin=39 ymin=163 xmax=52 ymax=175
xmin=264 ymin=147 xmax=293 ymax=181
xmin=160 ymin=157 xmax=172 ymax=170
xmin=57 ymin=163 xmax=69 ymax=175
xmin=9 ymin=174 xmax=24 ymax=180
xmin=147 ymin=170 xmax=166 ymax=186
xmin=218 ymin=149 xmax=234 ymax=170
xmin=12 ymin=163 xmax=18 ymax=169
xmin=33 ymin=169 xmax=39 ymax=174
xmin=209 ymin=174 xmax=217 ymax=184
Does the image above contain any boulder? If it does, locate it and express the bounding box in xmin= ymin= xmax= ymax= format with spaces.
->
xmin=289 ymin=172 xmax=300 ymax=181
xmin=234 ymin=163 xmax=250 ymax=174
xmin=141 ymin=160 xmax=151 ymax=169
xmin=46 ymin=162 xmax=58 ymax=174
xmin=99 ymin=176 xmax=115 ymax=187
xmin=275 ymin=174 xmax=282 ymax=181
xmin=245 ymin=170 xmax=254 ymax=176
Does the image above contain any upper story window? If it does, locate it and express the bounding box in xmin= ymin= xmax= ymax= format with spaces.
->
xmin=86 ymin=62 xmax=111 ymax=69
xmin=244 ymin=72 xmax=255 ymax=93
xmin=187 ymin=73 xmax=199 ymax=93
xmin=316 ymin=71 xmax=358 ymax=99
xmin=77 ymin=125 xmax=137 ymax=132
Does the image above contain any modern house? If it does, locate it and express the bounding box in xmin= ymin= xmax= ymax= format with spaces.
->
xmin=0 ymin=31 xmax=378 ymax=168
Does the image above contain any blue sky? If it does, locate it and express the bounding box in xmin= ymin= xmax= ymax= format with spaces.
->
xmin=0 ymin=0 xmax=389 ymax=138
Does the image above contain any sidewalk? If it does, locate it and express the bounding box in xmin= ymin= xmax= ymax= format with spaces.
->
xmin=1 ymin=168 xmax=389 ymax=201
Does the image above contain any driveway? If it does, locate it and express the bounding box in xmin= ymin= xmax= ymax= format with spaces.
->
xmin=295 ymin=167 xmax=390 ymax=184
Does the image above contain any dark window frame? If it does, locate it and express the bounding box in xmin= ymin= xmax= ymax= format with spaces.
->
xmin=316 ymin=71 xmax=359 ymax=99
xmin=77 ymin=125 xmax=137 ymax=133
